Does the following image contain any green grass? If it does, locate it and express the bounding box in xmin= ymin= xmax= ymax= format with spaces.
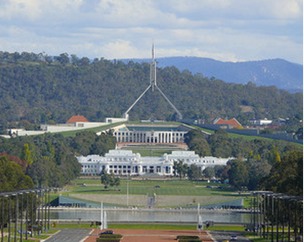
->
xmin=59 ymin=122 xmax=125 ymax=137
xmin=124 ymin=148 xmax=177 ymax=157
xmin=68 ymin=178 xmax=236 ymax=197
xmin=58 ymin=178 xmax=246 ymax=208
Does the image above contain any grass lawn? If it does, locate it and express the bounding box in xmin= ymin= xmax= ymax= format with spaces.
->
xmin=59 ymin=178 xmax=246 ymax=208
xmin=67 ymin=178 xmax=236 ymax=196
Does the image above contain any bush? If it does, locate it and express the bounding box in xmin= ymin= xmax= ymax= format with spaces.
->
xmin=176 ymin=235 xmax=200 ymax=240
xmin=178 ymin=240 xmax=201 ymax=242
xmin=96 ymin=239 xmax=121 ymax=242
xmin=99 ymin=234 xmax=122 ymax=239
xmin=96 ymin=233 xmax=123 ymax=242
xmin=176 ymin=235 xmax=201 ymax=242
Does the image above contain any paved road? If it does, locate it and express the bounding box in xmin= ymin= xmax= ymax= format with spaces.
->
xmin=44 ymin=228 xmax=92 ymax=242
xmin=209 ymin=231 xmax=250 ymax=242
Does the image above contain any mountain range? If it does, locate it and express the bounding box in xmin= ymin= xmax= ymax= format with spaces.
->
xmin=123 ymin=57 xmax=303 ymax=93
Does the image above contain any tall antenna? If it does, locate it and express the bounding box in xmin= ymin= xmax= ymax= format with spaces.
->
xmin=123 ymin=44 xmax=182 ymax=120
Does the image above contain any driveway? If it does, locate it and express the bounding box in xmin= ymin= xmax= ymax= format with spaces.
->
xmin=44 ymin=228 xmax=92 ymax=242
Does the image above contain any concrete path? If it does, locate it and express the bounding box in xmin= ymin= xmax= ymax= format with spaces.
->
xmin=44 ymin=228 xmax=92 ymax=242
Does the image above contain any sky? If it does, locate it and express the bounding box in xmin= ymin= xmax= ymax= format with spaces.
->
xmin=0 ymin=0 xmax=302 ymax=64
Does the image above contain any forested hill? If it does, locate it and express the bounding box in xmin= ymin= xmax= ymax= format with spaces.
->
xmin=0 ymin=52 xmax=302 ymax=131
xmin=124 ymin=57 xmax=303 ymax=93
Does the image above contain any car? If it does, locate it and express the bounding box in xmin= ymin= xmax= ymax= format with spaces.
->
xmin=99 ymin=230 xmax=113 ymax=235
xmin=230 ymin=234 xmax=238 ymax=240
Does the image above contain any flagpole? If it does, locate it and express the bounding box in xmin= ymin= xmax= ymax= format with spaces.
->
xmin=100 ymin=202 xmax=103 ymax=230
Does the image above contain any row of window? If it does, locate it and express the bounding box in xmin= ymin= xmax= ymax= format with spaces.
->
xmin=82 ymin=165 xmax=172 ymax=175
xmin=82 ymin=159 xmax=215 ymax=168
xmin=114 ymin=132 xmax=185 ymax=136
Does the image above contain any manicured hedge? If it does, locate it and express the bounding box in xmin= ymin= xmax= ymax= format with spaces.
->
xmin=176 ymin=235 xmax=201 ymax=242
xmin=99 ymin=234 xmax=122 ymax=239
xmin=178 ymin=239 xmax=201 ymax=242
xmin=96 ymin=233 xmax=123 ymax=242
xmin=176 ymin=235 xmax=200 ymax=240
xmin=96 ymin=239 xmax=121 ymax=242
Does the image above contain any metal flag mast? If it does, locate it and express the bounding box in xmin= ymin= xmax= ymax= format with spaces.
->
xmin=123 ymin=44 xmax=183 ymax=120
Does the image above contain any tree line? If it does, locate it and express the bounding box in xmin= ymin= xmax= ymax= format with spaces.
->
xmin=0 ymin=131 xmax=116 ymax=192
xmin=183 ymin=129 xmax=302 ymax=196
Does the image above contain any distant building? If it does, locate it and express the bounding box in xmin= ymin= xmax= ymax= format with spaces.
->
xmin=77 ymin=149 xmax=232 ymax=176
xmin=213 ymin=118 xmax=242 ymax=129
xmin=112 ymin=124 xmax=191 ymax=144
xmin=249 ymin=118 xmax=273 ymax=126
xmin=66 ymin=115 xmax=89 ymax=123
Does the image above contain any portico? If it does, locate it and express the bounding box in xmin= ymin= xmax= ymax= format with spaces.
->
xmin=112 ymin=124 xmax=190 ymax=144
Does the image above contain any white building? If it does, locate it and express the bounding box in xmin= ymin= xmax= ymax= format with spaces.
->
xmin=250 ymin=118 xmax=273 ymax=126
xmin=112 ymin=124 xmax=190 ymax=143
xmin=77 ymin=150 xmax=232 ymax=176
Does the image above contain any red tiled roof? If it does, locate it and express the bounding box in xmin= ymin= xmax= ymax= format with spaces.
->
xmin=67 ymin=115 xmax=89 ymax=123
xmin=214 ymin=118 xmax=242 ymax=128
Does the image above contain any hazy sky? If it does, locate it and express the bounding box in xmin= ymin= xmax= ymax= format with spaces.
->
xmin=0 ymin=0 xmax=302 ymax=64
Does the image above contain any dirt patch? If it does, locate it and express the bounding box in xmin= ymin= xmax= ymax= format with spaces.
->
xmin=84 ymin=228 xmax=214 ymax=242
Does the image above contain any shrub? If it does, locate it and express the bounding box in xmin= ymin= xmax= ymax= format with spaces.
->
xmin=96 ymin=233 xmax=123 ymax=242
xmin=99 ymin=234 xmax=122 ymax=239
xmin=176 ymin=235 xmax=200 ymax=240
xmin=178 ymin=239 xmax=201 ymax=242
xmin=176 ymin=235 xmax=201 ymax=242
xmin=96 ymin=239 xmax=121 ymax=242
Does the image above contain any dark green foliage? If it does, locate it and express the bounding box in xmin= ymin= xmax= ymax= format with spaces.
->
xmin=100 ymin=170 xmax=120 ymax=189
xmin=0 ymin=130 xmax=116 ymax=189
xmin=176 ymin=235 xmax=200 ymax=239
xmin=96 ymin=239 xmax=120 ymax=242
xmin=0 ymin=155 xmax=34 ymax=192
xmin=97 ymin=233 xmax=123 ymax=242
xmin=202 ymin=167 xmax=215 ymax=179
xmin=187 ymin=164 xmax=202 ymax=180
xmin=184 ymin=128 xmax=302 ymax=191
xmin=178 ymin=239 xmax=201 ymax=242
xmin=262 ymin=150 xmax=303 ymax=196
xmin=0 ymin=52 xmax=302 ymax=131
xmin=184 ymin=130 xmax=211 ymax=156
xmin=176 ymin=235 xmax=201 ymax=242
xmin=228 ymin=159 xmax=249 ymax=190
xmin=99 ymin=234 xmax=122 ymax=239
xmin=173 ymin=160 xmax=188 ymax=179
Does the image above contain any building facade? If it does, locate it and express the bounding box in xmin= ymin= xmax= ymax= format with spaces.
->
xmin=112 ymin=124 xmax=190 ymax=143
xmin=77 ymin=150 xmax=232 ymax=176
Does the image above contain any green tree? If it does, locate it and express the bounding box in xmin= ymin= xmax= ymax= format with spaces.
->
xmin=262 ymin=150 xmax=303 ymax=195
xmin=173 ymin=160 xmax=188 ymax=180
xmin=184 ymin=130 xmax=211 ymax=156
xmin=187 ymin=164 xmax=202 ymax=180
xmin=228 ymin=159 xmax=249 ymax=190
xmin=100 ymin=170 xmax=120 ymax=190
xmin=247 ymin=159 xmax=272 ymax=190
xmin=22 ymin=143 xmax=34 ymax=165
xmin=202 ymin=167 xmax=215 ymax=180
xmin=0 ymin=155 xmax=34 ymax=192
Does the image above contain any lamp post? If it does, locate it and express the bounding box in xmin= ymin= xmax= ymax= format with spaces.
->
xmin=127 ymin=174 xmax=129 ymax=207
xmin=47 ymin=189 xmax=50 ymax=231
xmin=13 ymin=193 xmax=18 ymax=242
xmin=25 ymin=193 xmax=28 ymax=240
xmin=8 ymin=195 xmax=11 ymax=242
xmin=20 ymin=192 xmax=23 ymax=242
xmin=1 ymin=196 xmax=4 ymax=242
xmin=44 ymin=190 xmax=47 ymax=232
